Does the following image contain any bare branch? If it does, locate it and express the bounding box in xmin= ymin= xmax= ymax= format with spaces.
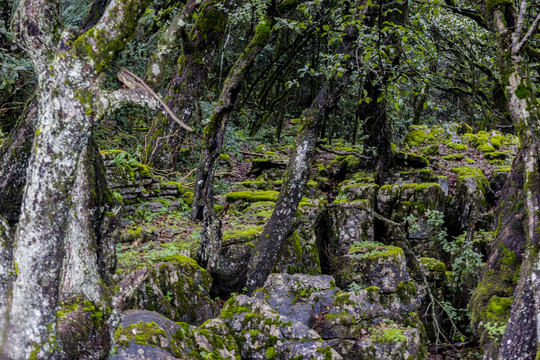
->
xmin=116 ymin=66 xmax=194 ymax=132
xmin=514 ymin=0 xmax=528 ymax=43
xmin=514 ymin=12 xmax=540 ymax=55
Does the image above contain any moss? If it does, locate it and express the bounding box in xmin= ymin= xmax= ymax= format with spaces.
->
xmin=515 ymin=83 xmax=530 ymax=99
xmin=222 ymin=226 xmax=264 ymax=243
xmin=404 ymin=129 xmax=429 ymax=147
xmin=114 ymin=321 xmax=166 ymax=347
xmin=442 ymin=153 xmax=465 ymax=161
xmin=371 ymin=326 xmax=407 ymax=344
xmin=253 ymin=17 xmax=272 ymax=46
xmin=226 ymin=190 xmax=279 ymax=203
xmin=478 ymin=143 xmax=496 ymax=153
xmin=484 ymin=152 xmax=507 ymax=160
xmin=419 ymin=257 xmax=446 ymax=273
xmin=447 ymin=142 xmax=468 ymax=151
xmin=266 ymin=346 xmax=277 ymax=359
xmin=487 ymin=297 xmax=513 ymax=317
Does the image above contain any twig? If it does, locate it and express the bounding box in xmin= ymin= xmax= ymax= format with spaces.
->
xmin=116 ymin=65 xmax=194 ymax=132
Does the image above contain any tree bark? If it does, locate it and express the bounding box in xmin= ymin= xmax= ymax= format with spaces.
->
xmin=191 ymin=14 xmax=277 ymax=271
xmin=0 ymin=0 xmax=171 ymax=356
xmin=468 ymin=1 xmax=540 ymax=358
xmin=144 ymin=0 xmax=228 ymax=171
xmin=244 ymin=23 xmax=358 ymax=293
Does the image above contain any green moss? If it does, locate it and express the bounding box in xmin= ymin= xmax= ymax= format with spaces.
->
xmin=226 ymin=190 xmax=279 ymax=203
xmin=419 ymin=257 xmax=446 ymax=273
xmin=484 ymin=152 xmax=507 ymax=160
xmin=487 ymin=297 xmax=513 ymax=317
xmin=114 ymin=321 xmax=166 ymax=347
xmin=371 ymin=326 xmax=407 ymax=344
xmin=266 ymin=346 xmax=277 ymax=359
xmin=447 ymin=142 xmax=468 ymax=151
xmin=515 ymin=83 xmax=530 ymax=99
xmin=404 ymin=129 xmax=429 ymax=147
xmin=222 ymin=226 xmax=264 ymax=243
xmin=478 ymin=143 xmax=496 ymax=153
xmin=442 ymin=153 xmax=465 ymax=161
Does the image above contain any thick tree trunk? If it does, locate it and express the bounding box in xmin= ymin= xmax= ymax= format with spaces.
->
xmin=0 ymin=0 xmax=161 ymax=356
xmin=145 ymin=0 xmax=228 ymax=171
xmin=469 ymin=2 xmax=540 ymax=358
xmin=191 ymin=15 xmax=276 ymax=270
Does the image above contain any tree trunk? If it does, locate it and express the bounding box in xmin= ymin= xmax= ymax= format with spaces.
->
xmin=244 ymin=23 xmax=358 ymax=293
xmin=468 ymin=2 xmax=540 ymax=358
xmin=0 ymin=0 xmax=167 ymax=356
xmin=0 ymin=100 xmax=37 ymax=223
xmin=145 ymin=0 xmax=228 ymax=171
xmin=191 ymin=15 xmax=277 ymax=270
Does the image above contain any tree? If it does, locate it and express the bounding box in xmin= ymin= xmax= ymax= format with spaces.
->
xmin=0 ymin=0 xmax=177 ymax=357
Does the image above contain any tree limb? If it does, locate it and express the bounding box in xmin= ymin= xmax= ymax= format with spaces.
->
xmin=514 ymin=12 xmax=540 ymax=55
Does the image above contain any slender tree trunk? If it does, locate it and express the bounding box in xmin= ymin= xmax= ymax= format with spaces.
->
xmin=191 ymin=15 xmax=277 ymax=271
xmin=145 ymin=0 xmax=228 ymax=171
xmin=469 ymin=2 xmax=540 ymax=358
xmin=244 ymin=23 xmax=358 ymax=293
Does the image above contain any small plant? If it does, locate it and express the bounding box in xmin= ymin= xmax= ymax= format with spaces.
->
xmin=347 ymin=281 xmax=363 ymax=292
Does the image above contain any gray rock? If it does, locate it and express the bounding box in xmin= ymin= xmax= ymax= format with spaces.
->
xmin=328 ymin=200 xmax=374 ymax=257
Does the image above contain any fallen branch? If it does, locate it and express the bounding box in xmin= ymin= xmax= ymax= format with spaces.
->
xmin=116 ymin=65 xmax=194 ymax=132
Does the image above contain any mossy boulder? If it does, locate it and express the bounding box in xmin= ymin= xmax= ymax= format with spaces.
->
xmin=484 ymin=152 xmax=507 ymax=161
xmin=448 ymin=167 xmax=491 ymax=233
xmin=329 ymin=323 xmax=423 ymax=360
xmin=328 ymin=200 xmax=374 ymax=257
xmin=248 ymin=158 xmax=288 ymax=179
xmin=394 ymin=151 xmax=429 ymax=168
xmin=253 ymin=274 xmax=339 ymax=328
xmin=339 ymin=183 xmax=379 ymax=206
xmin=334 ymin=242 xmax=410 ymax=293
xmin=490 ymin=167 xmax=510 ymax=193
xmin=111 ymin=310 xmax=240 ymax=359
xmin=124 ymin=255 xmax=218 ymax=325
xmin=220 ymin=295 xmax=342 ymax=359
xmin=225 ymin=190 xmax=279 ymax=204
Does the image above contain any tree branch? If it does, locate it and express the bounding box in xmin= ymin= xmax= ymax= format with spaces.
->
xmin=514 ymin=12 xmax=540 ymax=55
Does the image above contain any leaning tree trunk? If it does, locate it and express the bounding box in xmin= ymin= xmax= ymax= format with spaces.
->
xmin=190 ymin=15 xmax=277 ymax=271
xmin=468 ymin=1 xmax=540 ymax=358
xmin=145 ymin=0 xmax=228 ymax=171
xmin=244 ymin=23 xmax=358 ymax=293
xmin=0 ymin=0 xmax=174 ymax=356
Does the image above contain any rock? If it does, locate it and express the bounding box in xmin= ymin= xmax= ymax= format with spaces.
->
xmin=328 ymin=323 xmax=423 ymax=360
xmin=328 ymin=200 xmax=374 ymax=257
xmin=220 ymin=295 xmax=342 ymax=359
xmin=111 ymin=310 xmax=240 ymax=359
xmin=321 ymin=286 xmax=422 ymax=340
xmin=248 ymin=158 xmax=288 ymax=177
xmin=253 ymin=273 xmax=338 ymax=328
xmin=490 ymin=167 xmax=510 ymax=193
xmin=394 ymin=151 xmax=429 ymax=168
xmin=125 ymin=255 xmax=218 ymax=325
xmin=334 ymin=243 xmax=410 ymax=292
xmin=340 ymin=183 xmax=379 ymax=206
xmin=448 ymin=167 xmax=490 ymax=233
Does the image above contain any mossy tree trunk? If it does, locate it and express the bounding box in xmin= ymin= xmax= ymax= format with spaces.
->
xmin=0 ymin=0 xmax=175 ymax=356
xmin=468 ymin=1 xmax=540 ymax=358
xmin=190 ymin=13 xmax=278 ymax=271
xmin=360 ymin=0 xmax=408 ymax=179
xmin=144 ymin=0 xmax=229 ymax=171
xmin=244 ymin=26 xmax=358 ymax=293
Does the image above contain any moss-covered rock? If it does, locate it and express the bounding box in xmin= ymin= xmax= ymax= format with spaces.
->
xmin=220 ymin=295 xmax=342 ymax=359
xmin=394 ymin=151 xmax=429 ymax=168
xmin=334 ymin=242 xmax=409 ymax=292
xmin=124 ymin=255 xmax=218 ymax=325
xmin=328 ymin=200 xmax=374 ymax=257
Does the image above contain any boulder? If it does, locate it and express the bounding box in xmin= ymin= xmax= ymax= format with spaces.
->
xmin=253 ymin=273 xmax=338 ymax=328
xmin=124 ymin=255 xmax=218 ymax=325
xmin=334 ymin=243 xmax=410 ymax=292
xmin=220 ymin=295 xmax=342 ymax=359
xmin=328 ymin=200 xmax=374 ymax=257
